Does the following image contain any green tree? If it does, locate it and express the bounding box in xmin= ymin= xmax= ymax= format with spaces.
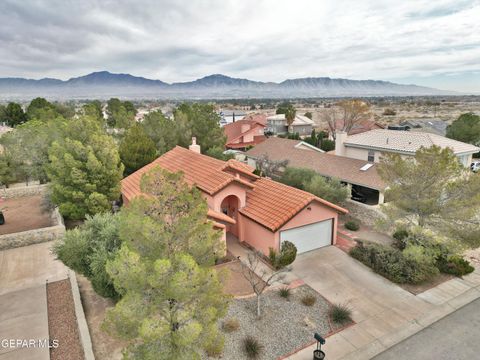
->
xmin=47 ymin=116 xmax=124 ymax=219
xmin=446 ymin=113 xmax=480 ymax=146
xmin=104 ymin=251 xmax=227 ymax=359
xmin=0 ymin=153 xmax=16 ymax=187
xmin=304 ymin=111 xmax=313 ymax=119
xmin=103 ymin=167 xmax=228 ymax=358
xmin=118 ymin=167 xmax=224 ymax=264
xmin=53 ymin=212 xmax=122 ymax=298
xmin=204 ymin=146 xmax=234 ymax=161
xmin=378 ymin=146 xmax=480 ymax=246
xmin=284 ymin=105 xmax=296 ymax=131
xmin=275 ymin=102 xmax=291 ymax=114
xmin=141 ymin=110 xmax=180 ymax=154
xmin=176 ymin=103 xmax=226 ymax=152
xmin=3 ymin=102 xmax=27 ymax=127
xmin=119 ymin=124 xmax=157 ymax=175
xmin=107 ymin=98 xmax=136 ymax=129
xmin=280 ymin=167 xmax=316 ymax=190
xmin=320 ymin=138 xmax=335 ymax=152
xmin=26 ymin=97 xmax=55 ymax=120
xmin=304 ymin=175 xmax=349 ymax=203
xmin=83 ymin=100 xmax=104 ymax=121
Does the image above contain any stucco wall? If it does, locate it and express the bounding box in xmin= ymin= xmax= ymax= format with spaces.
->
xmin=280 ymin=201 xmax=338 ymax=245
xmin=239 ymin=214 xmax=276 ymax=256
xmin=210 ymin=182 xmax=247 ymax=211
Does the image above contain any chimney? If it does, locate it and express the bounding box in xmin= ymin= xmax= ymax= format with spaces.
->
xmin=335 ymin=131 xmax=347 ymax=156
xmin=189 ymin=137 xmax=201 ymax=154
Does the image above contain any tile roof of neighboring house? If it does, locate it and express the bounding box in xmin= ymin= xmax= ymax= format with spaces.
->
xmin=224 ymin=119 xmax=266 ymax=149
xmin=344 ymin=129 xmax=480 ymax=155
xmin=243 ymin=113 xmax=267 ymax=125
xmin=122 ymin=144 xmax=347 ymax=232
xmin=245 ymin=137 xmax=386 ymax=190
xmin=240 ymin=178 xmax=346 ymax=232
xmin=267 ymin=114 xmax=315 ymax=126
xmin=121 ymin=146 xmax=254 ymax=201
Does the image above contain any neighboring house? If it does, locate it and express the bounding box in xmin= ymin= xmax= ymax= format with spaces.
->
xmin=335 ymin=129 xmax=480 ymax=167
xmin=397 ymin=119 xmax=448 ymax=136
xmin=245 ymin=137 xmax=386 ymax=205
xmin=121 ymin=138 xmax=347 ymax=255
xmin=266 ymin=114 xmax=314 ymax=135
xmin=326 ymin=118 xmax=384 ymax=138
xmin=224 ymin=115 xmax=267 ymax=150
xmin=219 ymin=110 xmax=247 ymax=126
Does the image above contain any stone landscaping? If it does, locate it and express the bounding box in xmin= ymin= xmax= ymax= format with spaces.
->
xmin=208 ymin=285 xmax=344 ymax=360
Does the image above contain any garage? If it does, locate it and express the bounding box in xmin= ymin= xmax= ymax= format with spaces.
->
xmin=280 ymin=219 xmax=333 ymax=254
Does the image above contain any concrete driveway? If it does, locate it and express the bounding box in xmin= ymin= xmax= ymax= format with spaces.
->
xmin=289 ymin=246 xmax=433 ymax=359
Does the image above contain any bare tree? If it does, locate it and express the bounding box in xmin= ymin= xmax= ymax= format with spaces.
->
xmin=323 ymin=100 xmax=371 ymax=140
xmin=255 ymin=154 xmax=289 ymax=178
xmin=238 ymin=251 xmax=291 ymax=318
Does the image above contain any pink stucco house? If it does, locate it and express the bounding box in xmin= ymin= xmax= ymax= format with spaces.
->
xmin=121 ymin=139 xmax=347 ymax=256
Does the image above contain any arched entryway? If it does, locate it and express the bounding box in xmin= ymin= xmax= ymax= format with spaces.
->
xmin=220 ymin=195 xmax=240 ymax=237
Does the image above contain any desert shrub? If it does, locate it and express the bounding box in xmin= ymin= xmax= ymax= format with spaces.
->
xmin=330 ymin=303 xmax=352 ymax=325
xmin=53 ymin=212 xmax=122 ymax=298
xmin=344 ymin=220 xmax=360 ymax=231
xmin=349 ymin=242 xmax=438 ymax=284
xmin=438 ymin=256 xmax=474 ymax=276
xmin=304 ymin=175 xmax=349 ymax=204
xmin=222 ymin=318 xmax=240 ymax=333
xmin=277 ymin=241 xmax=297 ymax=269
xmin=243 ymin=336 xmax=263 ymax=359
xmin=320 ymin=139 xmax=335 ymax=152
xmin=301 ymin=294 xmax=317 ymax=306
xmin=280 ymin=167 xmax=316 ymax=190
xmin=382 ymin=108 xmax=396 ymax=116
xmin=205 ymin=335 xmax=225 ymax=357
xmin=392 ymin=228 xmax=410 ymax=249
xmin=279 ymin=287 xmax=291 ymax=299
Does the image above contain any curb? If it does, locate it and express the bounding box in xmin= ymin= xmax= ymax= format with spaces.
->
xmin=69 ymin=270 xmax=95 ymax=360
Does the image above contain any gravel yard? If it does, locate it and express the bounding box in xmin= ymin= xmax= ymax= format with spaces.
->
xmin=213 ymin=285 xmax=332 ymax=360
xmin=47 ymin=279 xmax=84 ymax=360
xmin=0 ymin=195 xmax=53 ymax=235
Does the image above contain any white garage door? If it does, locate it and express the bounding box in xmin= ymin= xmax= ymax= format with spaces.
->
xmin=280 ymin=219 xmax=333 ymax=254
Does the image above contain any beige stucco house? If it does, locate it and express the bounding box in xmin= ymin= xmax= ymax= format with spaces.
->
xmin=335 ymin=129 xmax=480 ymax=167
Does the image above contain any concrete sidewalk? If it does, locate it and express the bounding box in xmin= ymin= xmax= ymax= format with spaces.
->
xmin=0 ymin=242 xmax=69 ymax=360
xmin=287 ymin=247 xmax=480 ymax=360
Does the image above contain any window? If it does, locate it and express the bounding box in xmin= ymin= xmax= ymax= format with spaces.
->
xmin=367 ymin=150 xmax=375 ymax=162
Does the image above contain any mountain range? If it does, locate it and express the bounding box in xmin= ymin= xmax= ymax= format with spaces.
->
xmin=0 ymin=71 xmax=454 ymax=100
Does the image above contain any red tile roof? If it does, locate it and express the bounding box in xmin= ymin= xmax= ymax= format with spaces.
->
xmin=224 ymin=119 xmax=266 ymax=149
xmin=122 ymin=146 xmax=347 ymax=233
xmin=121 ymin=146 xmax=254 ymax=202
xmin=239 ymin=178 xmax=347 ymax=232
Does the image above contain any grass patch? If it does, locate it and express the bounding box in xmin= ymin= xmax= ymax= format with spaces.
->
xmin=344 ymin=220 xmax=359 ymax=231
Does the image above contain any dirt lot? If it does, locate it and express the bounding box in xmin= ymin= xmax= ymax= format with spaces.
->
xmin=0 ymin=195 xmax=53 ymax=235
xmin=77 ymin=275 xmax=125 ymax=360
xmin=215 ymin=260 xmax=266 ymax=297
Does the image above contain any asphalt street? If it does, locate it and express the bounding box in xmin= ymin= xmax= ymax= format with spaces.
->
xmin=374 ymin=298 xmax=480 ymax=360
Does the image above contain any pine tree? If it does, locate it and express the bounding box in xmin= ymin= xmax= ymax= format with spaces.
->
xmin=119 ymin=124 xmax=157 ymax=175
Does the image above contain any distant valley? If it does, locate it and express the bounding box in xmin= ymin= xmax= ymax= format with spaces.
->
xmin=0 ymin=71 xmax=455 ymax=100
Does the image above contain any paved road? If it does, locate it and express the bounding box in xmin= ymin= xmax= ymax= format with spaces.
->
xmin=374 ymin=298 xmax=480 ymax=360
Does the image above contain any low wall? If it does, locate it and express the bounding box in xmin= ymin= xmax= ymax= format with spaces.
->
xmin=2 ymin=184 xmax=48 ymax=199
xmin=0 ymin=207 xmax=65 ymax=250
xmin=344 ymin=199 xmax=385 ymax=227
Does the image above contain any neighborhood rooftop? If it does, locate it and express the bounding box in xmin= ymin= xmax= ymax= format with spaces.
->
xmin=246 ymin=137 xmax=386 ymax=191
xmin=344 ymin=129 xmax=480 ymax=155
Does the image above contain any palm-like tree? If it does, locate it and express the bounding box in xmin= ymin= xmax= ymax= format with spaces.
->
xmin=285 ymin=105 xmax=296 ymax=133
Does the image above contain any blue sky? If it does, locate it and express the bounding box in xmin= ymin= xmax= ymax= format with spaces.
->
xmin=0 ymin=0 xmax=479 ymax=93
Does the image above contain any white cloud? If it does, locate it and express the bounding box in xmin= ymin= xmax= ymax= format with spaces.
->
xmin=0 ymin=0 xmax=479 ymax=91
